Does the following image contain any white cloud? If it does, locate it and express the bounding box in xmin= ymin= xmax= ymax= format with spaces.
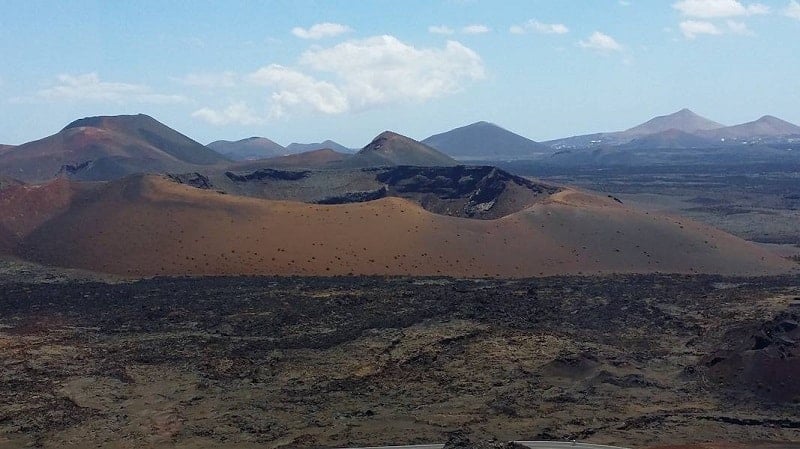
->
xmin=248 ymin=64 xmax=349 ymax=117
xmin=532 ymin=21 xmax=569 ymax=34
xmin=726 ymin=20 xmax=755 ymax=34
xmin=291 ymin=22 xmax=352 ymax=40
xmin=461 ymin=24 xmax=490 ymax=34
xmin=297 ymin=35 xmax=485 ymax=111
xmin=428 ymin=25 xmax=455 ymax=35
xmin=619 ymin=0 xmax=632 ymax=5
xmin=191 ymin=35 xmax=485 ymax=122
xmin=33 ymin=73 xmax=184 ymax=104
xmin=750 ymin=3 xmax=771 ymax=13
xmin=578 ymin=32 xmax=623 ymax=52
xmin=786 ymin=0 xmax=800 ymax=19
xmin=511 ymin=19 xmax=569 ymax=35
xmin=672 ymin=0 xmax=770 ymax=18
xmin=177 ymin=71 xmax=237 ymax=88
xmin=679 ymin=20 xmax=723 ymax=38
xmin=191 ymin=102 xmax=264 ymax=126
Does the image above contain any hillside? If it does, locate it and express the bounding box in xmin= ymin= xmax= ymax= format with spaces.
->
xmin=210 ymin=165 xmax=558 ymax=220
xmin=0 ymin=114 xmax=228 ymax=183
xmin=207 ymin=137 xmax=285 ymax=161
xmin=544 ymin=109 xmax=726 ymax=150
xmin=422 ymin=121 xmax=549 ymax=159
xmin=344 ymin=131 xmax=459 ymax=167
xmin=9 ymin=174 xmax=794 ymax=278
xmin=699 ymin=115 xmax=800 ymax=140
xmin=232 ymin=148 xmax=350 ymax=170
xmin=620 ymin=128 xmax=717 ymax=149
xmin=285 ymin=140 xmax=352 ymax=154
xmin=623 ymin=108 xmax=724 ymax=137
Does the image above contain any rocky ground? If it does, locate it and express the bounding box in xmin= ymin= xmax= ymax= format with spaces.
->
xmin=1 ymin=268 xmax=800 ymax=448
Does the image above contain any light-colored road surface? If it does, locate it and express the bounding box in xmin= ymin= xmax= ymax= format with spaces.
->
xmin=343 ymin=442 xmax=628 ymax=449
xmin=515 ymin=442 xmax=630 ymax=449
xmin=341 ymin=445 xmax=444 ymax=449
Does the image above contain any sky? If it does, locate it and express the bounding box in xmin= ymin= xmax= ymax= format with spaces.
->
xmin=1 ymin=0 xmax=800 ymax=147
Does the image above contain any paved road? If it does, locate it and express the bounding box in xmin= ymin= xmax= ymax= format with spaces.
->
xmin=343 ymin=442 xmax=628 ymax=449
xmin=515 ymin=442 xmax=630 ymax=449
xmin=341 ymin=445 xmax=444 ymax=449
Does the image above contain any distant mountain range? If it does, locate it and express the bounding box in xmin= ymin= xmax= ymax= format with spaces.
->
xmin=697 ymin=115 xmax=800 ymax=141
xmin=1 ymin=109 xmax=798 ymax=183
xmin=0 ymin=115 xmax=462 ymax=183
xmin=209 ymin=138 xmax=354 ymax=161
xmin=545 ymin=109 xmax=800 ymax=151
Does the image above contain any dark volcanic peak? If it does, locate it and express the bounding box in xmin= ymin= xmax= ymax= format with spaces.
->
xmin=207 ymin=136 xmax=285 ymax=161
xmin=624 ymin=108 xmax=725 ymax=136
xmin=700 ymin=115 xmax=800 ymax=140
xmin=346 ymin=131 xmax=458 ymax=167
xmin=0 ymin=114 xmax=227 ymax=182
xmin=422 ymin=121 xmax=548 ymax=159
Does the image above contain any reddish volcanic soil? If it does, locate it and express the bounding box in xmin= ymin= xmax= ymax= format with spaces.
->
xmin=0 ymin=178 xmax=93 ymax=239
xmin=8 ymin=175 xmax=796 ymax=278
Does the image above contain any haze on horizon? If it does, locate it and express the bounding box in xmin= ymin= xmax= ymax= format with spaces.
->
xmin=1 ymin=0 xmax=799 ymax=147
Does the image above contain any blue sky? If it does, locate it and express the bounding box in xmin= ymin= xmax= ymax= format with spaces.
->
xmin=1 ymin=0 xmax=799 ymax=147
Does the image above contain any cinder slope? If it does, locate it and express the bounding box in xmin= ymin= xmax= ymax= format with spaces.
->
xmin=620 ymin=128 xmax=717 ymax=149
xmin=0 ymin=178 xmax=90 ymax=240
xmin=285 ymin=140 xmax=352 ymax=154
xmin=699 ymin=115 xmax=800 ymax=140
xmin=15 ymin=175 xmax=794 ymax=278
xmin=623 ymin=108 xmax=724 ymax=137
xmin=208 ymin=137 xmax=286 ymax=161
xmin=345 ymin=131 xmax=459 ymax=167
xmin=422 ymin=121 xmax=549 ymax=159
xmin=544 ymin=109 xmax=725 ymax=150
xmin=0 ymin=114 xmax=227 ymax=182
xmin=234 ymin=148 xmax=350 ymax=170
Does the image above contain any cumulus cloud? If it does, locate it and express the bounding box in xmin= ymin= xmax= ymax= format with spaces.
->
xmin=189 ymin=35 xmax=485 ymax=123
xmin=32 ymin=73 xmax=184 ymax=104
xmin=191 ymin=102 xmax=264 ymax=126
xmin=248 ymin=64 xmax=349 ymax=117
xmin=428 ymin=25 xmax=455 ymax=35
xmin=510 ymin=20 xmax=569 ymax=35
xmin=579 ymin=32 xmax=623 ymax=52
xmin=679 ymin=20 xmax=724 ymax=38
xmin=672 ymin=0 xmax=770 ymax=18
xmin=786 ymin=0 xmax=800 ymax=19
xmin=461 ymin=24 xmax=490 ymax=34
xmin=296 ymin=35 xmax=485 ymax=111
xmin=177 ymin=71 xmax=238 ymax=88
xmin=291 ymin=22 xmax=352 ymax=39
